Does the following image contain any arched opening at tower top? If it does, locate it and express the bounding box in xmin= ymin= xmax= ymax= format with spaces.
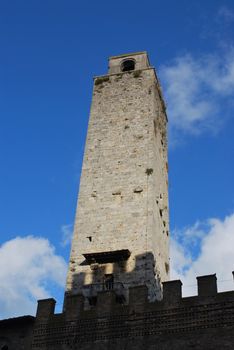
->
xmin=121 ymin=59 xmax=135 ymax=72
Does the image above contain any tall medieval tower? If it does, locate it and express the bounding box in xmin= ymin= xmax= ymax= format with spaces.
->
xmin=4 ymin=52 xmax=234 ymax=350
xmin=66 ymin=52 xmax=169 ymax=303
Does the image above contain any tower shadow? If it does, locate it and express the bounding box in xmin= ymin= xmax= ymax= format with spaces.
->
xmin=64 ymin=250 xmax=162 ymax=311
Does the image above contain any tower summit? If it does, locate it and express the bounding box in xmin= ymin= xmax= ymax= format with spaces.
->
xmin=66 ymin=52 xmax=169 ymax=303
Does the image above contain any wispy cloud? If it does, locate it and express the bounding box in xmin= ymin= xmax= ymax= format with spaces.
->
xmin=171 ymin=213 xmax=234 ymax=296
xmin=61 ymin=224 xmax=73 ymax=247
xmin=159 ymin=48 xmax=234 ymax=142
xmin=217 ymin=6 xmax=234 ymax=24
xmin=0 ymin=236 xmax=67 ymax=318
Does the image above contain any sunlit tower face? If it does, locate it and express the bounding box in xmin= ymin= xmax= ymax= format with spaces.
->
xmin=66 ymin=52 xmax=169 ymax=304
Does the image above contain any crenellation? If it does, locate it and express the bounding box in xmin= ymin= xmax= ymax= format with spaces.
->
xmin=32 ymin=273 xmax=234 ymax=349
xmin=36 ymin=299 xmax=56 ymax=321
xmin=197 ymin=274 xmax=218 ymax=297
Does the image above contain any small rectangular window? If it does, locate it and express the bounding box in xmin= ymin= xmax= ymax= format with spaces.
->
xmin=104 ymin=274 xmax=114 ymax=290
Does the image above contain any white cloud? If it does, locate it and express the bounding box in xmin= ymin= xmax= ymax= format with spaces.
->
xmin=61 ymin=224 xmax=73 ymax=247
xmin=171 ymin=213 xmax=234 ymax=296
xmin=0 ymin=236 xmax=67 ymax=319
xmin=159 ymin=49 xmax=234 ymax=140
xmin=170 ymin=238 xmax=192 ymax=278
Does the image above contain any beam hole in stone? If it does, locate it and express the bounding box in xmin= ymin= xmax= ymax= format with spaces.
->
xmin=145 ymin=168 xmax=153 ymax=176
xmin=112 ymin=190 xmax=121 ymax=196
xmin=134 ymin=186 xmax=143 ymax=193
xmin=154 ymin=120 xmax=157 ymax=136
xmin=165 ymin=262 xmax=169 ymax=273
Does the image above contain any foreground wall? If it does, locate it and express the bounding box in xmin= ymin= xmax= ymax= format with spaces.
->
xmin=0 ymin=316 xmax=34 ymax=350
xmin=31 ymin=274 xmax=234 ymax=350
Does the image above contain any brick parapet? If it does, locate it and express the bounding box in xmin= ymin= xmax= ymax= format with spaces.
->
xmin=32 ymin=274 xmax=234 ymax=349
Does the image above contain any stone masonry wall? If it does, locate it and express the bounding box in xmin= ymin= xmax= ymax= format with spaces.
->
xmin=66 ymin=52 xmax=169 ymax=301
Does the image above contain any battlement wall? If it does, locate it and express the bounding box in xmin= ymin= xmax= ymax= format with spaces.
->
xmin=32 ymin=273 xmax=234 ymax=350
xmin=0 ymin=316 xmax=35 ymax=350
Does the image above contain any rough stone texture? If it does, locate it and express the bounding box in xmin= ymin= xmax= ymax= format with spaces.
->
xmin=66 ymin=52 xmax=169 ymax=301
xmin=31 ymin=274 xmax=234 ymax=350
xmin=0 ymin=316 xmax=34 ymax=350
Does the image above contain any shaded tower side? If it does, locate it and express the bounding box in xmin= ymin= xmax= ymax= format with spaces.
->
xmin=66 ymin=52 xmax=169 ymax=302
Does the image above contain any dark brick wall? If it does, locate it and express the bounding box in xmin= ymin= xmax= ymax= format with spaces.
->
xmin=31 ymin=275 xmax=234 ymax=350
xmin=0 ymin=316 xmax=34 ymax=350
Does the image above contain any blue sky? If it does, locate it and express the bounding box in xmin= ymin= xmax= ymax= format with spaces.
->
xmin=0 ymin=0 xmax=234 ymax=318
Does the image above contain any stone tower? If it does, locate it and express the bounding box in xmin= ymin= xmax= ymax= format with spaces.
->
xmin=66 ymin=52 xmax=169 ymax=303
